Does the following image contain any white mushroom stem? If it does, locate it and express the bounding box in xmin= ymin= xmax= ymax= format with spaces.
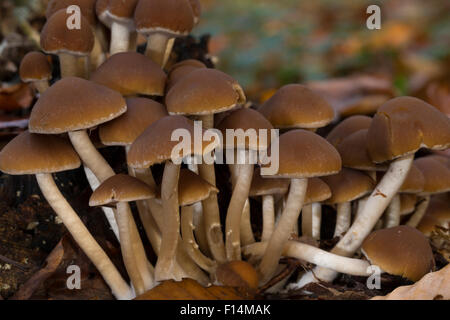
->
xmin=244 ymin=241 xmax=371 ymax=277
xmin=36 ymin=173 xmax=133 ymax=300
xmin=145 ymin=33 xmax=170 ymax=67
xmin=110 ymin=22 xmax=131 ymax=55
xmin=258 ymin=178 xmax=308 ymax=284
xmin=225 ymin=149 xmax=254 ymax=261
xmin=406 ymin=196 xmax=431 ymax=228
xmin=299 ymin=154 xmax=414 ymax=285
xmin=162 ymin=38 xmax=175 ymax=68
xmin=355 ymin=195 xmax=369 ymax=218
xmin=33 ymin=80 xmax=49 ymax=94
xmin=334 ymin=202 xmax=351 ymax=238
xmin=193 ymin=203 xmax=211 ymax=257
xmin=115 ymin=202 xmax=145 ymax=295
xmin=197 ymin=114 xmax=226 ymax=263
xmin=302 ymin=203 xmax=322 ymax=239
xmin=385 ymin=194 xmax=401 ymax=228
xmin=155 ymin=161 xmax=182 ymax=281
xmin=181 ymin=205 xmax=217 ymax=274
xmin=58 ymin=53 xmax=79 ymax=78
xmin=261 ymin=195 xmax=275 ymax=242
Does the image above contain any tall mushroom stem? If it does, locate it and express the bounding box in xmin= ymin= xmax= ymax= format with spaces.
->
xmin=181 ymin=205 xmax=217 ymax=274
xmin=110 ymin=22 xmax=131 ymax=55
xmin=302 ymin=203 xmax=322 ymax=239
xmin=155 ymin=160 xmax=182 ymax=281
xmin=58 ymin=53 xmax=79 ymax=78
xmin=145 ymin=33 xmax=169 ymax=67
xmin=197 ymin=114 xmax=226 ymax=263
xmin=298 ymin=154 xmax=414 ymax=285
xmin=261 ymin=195 xmax=275 ymax=242
xmin=115 ymin=202 xmax=145 ymax=295
xmin=258 ymin=178 xmax=308 ymax=284
xmin=225 ymin=149 xmax=254 ymax=261
xmin=406 ymin=196 xmax=431 ymax=228
xmin=334 ymin=202 xmax=351 ymax=238
xmin=385 ymin=194 xmax=401 ymax=228
xmin=36 ymin=173 xmax=133 ymax=300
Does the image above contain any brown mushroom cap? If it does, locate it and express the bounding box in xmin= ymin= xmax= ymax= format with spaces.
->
xmin=178 ymin=169 xmax=218 ymax=206
xmin=399 ymin=163 xmax=425 ymax=193
xmin=188 ymin=0 xmax=201 ymax=24
xmin=89 ymin=174 xmax=155 ymax=206
xmin=326 ymin=115 xmax=372 ymax=147
xmin=337 ymin=129 xmax=388 ymax=171
xmin=29 ymin=77 xmax=127 ymax=134
xmin=304 ymin=177 xmax=332 ymax=205
xmin=417 ymin=194 xmax=450 ymax=235
xmin=127 ymin=115 xmax=217 ymax=168
xmin=90 ymin=52 xmax=167 ymax=97
xmin=400 ymin=194 xmax=417 ymax=215
xmin=217 ymin=108 xmax=274 ymax=151
xmin=46 ymin=0 xmax=97 ymax=26
xmin=414 ymin=156 xmax=450 ymax=195
xmin=134 ymin=0 xmax=195 ymax=36
xmin=19 ymin=52 xmax=52 ymax=82
xmin=216 ymin=261 xmax=259 ymax=290
xmin=322 ymin=168 xmax=375 ymax=204
xmin=368 ymin=97 xmax=450 ymax=163
xmin=249 ymin=168 xmax=290 ymax=197
xmin=41 ymin=9 xmax=94 ymax=56
xmin=167 ymin=59 xmax=206 ymax=90
xmin=166 ymin=68 xmax=246 ymax=116
xmin=362 ymin=225 xmax=435 ymax=282
xmin=99 ymin=97 xmax=168 ymax=146
xmin=0 ymin=131 xmax=81 ymax=175
xmin=262 ymin=129 xmax=342 ymax=179
xmin=258 ymin=84 xmax=335 ymax=129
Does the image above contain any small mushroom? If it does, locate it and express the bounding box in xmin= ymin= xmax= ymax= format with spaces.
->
xmin=19 ymin=51 xmax=52 ymax=94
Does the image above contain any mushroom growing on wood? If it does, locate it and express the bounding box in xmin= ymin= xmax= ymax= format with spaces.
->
xmin=40 ymin=9 xmax=94 ymax=78
xmin=0 ymin=132 xmax=132 ymax=300
xmin=258 ymin=129 xmax=342 ymax=284
xmin=19 ymin=51 xmax=52 ymax=94
xmin=90 ymin=174 xmax=156 ymax=295
xmin=301 ymin=96 xmax=450 ymax=286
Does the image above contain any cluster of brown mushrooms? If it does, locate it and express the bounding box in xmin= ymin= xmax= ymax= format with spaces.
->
xmin=1 ymin=0 xmax=449 ymax=300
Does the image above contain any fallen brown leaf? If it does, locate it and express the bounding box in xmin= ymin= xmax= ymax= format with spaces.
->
xmin=135 ymin=278 xmax=256 ymax=300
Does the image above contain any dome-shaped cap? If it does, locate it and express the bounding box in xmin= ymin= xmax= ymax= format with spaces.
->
xmin=91 ymin=52 xmax=166 ymax=97
xmin=414 ymin=156 xmax=450 ymax=195
xmin=304 ymin=177 xmax=332 ymax=204
xmin=258 ymin=84 xmax=334 ymax=129
xmin=0 ymin=131 xmax=80 ymax=175
xmin=29 ymin=77 xmax=127 ymax=134
xmin=19 ymin=52 xmax=52 ymax=82
xmin=400 ymin=194 xmax=417 ymax=215
xmin=89 ymin=174 xmax=155 ymax=206
xmin=41 ymin=9 xmax=94 ymax=56
xmin=417 ymin=194 xmax=450 ymax=235
xmin=178 ymin=169 xmax=218 ymax=206
xmin=337 ymin=129 xmax=388 ymax=171
xmin=262 ymin=129 xmax=342 ymax=179
xmin=368 ymin=97 xmax=450 ymax=163
xmin=399 ymin=163 xmax=425 ymax=193
xmin=134 ymin=0 xmax=195 ymax=36
xmin=127 ymin=115 xmax=219 ymax=168
xmin=166 ymin=68 xmax=246 ymax=116
xmin=46 ymin=0 xmax=97 ymax=25
xmin=99 ymin=97 xmax=168 ymax=146
xmin=326 ymin=115 xmax=372 ymax=147
xmin=322 ymin=168 xmax=375 ymax=204
xmin=167 ymin=59 xmax=206 ymax=90
xmin=188 ymin=0 xmax=201 ymax=24
xmin=249 ymin=168 xmax=290 ymax=197
xmin=362 ymin=225 xmax=435 ymax=282
xmin=217 ymin=108 xmax=274 ymax=151
xmin=96 ymin=0 xmax=137 ymax=29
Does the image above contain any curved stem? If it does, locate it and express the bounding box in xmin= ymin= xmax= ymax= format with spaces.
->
xmin=116 ymin=202 xmax=145 ymax=295
xmin=261 ymin=195 xmax=275 ymax=242
xmin=301 ymin=154 xmax=414 ymax=285
xmin=334 ymin=202 xmax=351 ymax=238
xmin=36 ymin=173 xmax=133 ymax=300
xmin=197 ymin=114 xmax=226 ymax=263
xmin=258 ymin=178 xmax=308 ymax=284
xmin=385 ymin=194 xmax=401 ymax=228
xmin=240 ymin=199 xmax=255 ymax=246
xmin=181 ymin=205 xmax=217 ymax=274
xmin=406 ymin=196 xmax=431 ymax=228
xmin=225 ymin=149 xmax=254 ymax=261
xmin=155 ymin=161 xmax=181 ymax=281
